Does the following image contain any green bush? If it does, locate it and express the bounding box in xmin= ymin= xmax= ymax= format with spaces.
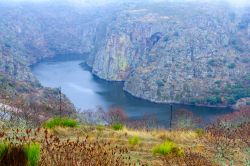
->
xmin=96 ymin=125 xmax=105 ymax=132
xmin=156 ymin=80 xmax=165 ymax=87
xmin=225 ymin=97 xmax=237 ymax=105
xmin=111 ymin=123 xmax=124 ymax=131
xmin=206 ymin=96 xmax=221 ymax=104
xmin=23 ymin=143 xmax=40 ymax=166
xmin=228 ymin=63 xmax=236 ymax=69
xmin=152 ymin=140 xmax=183 ymax=156
xmin=208 ymin=59 xmax=217 ymax=66
xmin=43 ymin=117 xmax=77 ymax=129
xmin=128 ymin=136 xmax=140 ymax=146
xmin=0 ymin=142 xmax=8 ymax=160
xmin=214 ymin=80 xmax=222 ymax=85
xmin=241 ymin=58 xmax=250 ymax=63
xmin=195 ymin=128 xmax=205 ymax=137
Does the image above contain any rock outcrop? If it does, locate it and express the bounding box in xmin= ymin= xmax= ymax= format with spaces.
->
xmin=91 ymin=2 xmax=250 ymax=106
xmin=0 ymin=1 xmax=249 ymax=107
xmin=233 ymin=98 xmax=250 ymax=110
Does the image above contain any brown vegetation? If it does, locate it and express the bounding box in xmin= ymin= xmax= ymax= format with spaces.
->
xmin=0 ymin=106 xmax=249 ymax=166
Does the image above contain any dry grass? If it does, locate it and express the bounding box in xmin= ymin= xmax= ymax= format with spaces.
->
xmin=48 ymin=126 xmax=208 ymax=165
xmin=78 ymin=125 xmax=249 ymax=166
xmin=0 ymin=122 xmax=249 ymax=166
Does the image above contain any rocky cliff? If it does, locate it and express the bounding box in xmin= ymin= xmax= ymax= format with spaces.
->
xmin=0 ymin=2 xmax=102 ymax=112
xmin=91 ymin=2 xmax=250 ymax=106
xmin=0 ymin=1 xmax=249 ymax=107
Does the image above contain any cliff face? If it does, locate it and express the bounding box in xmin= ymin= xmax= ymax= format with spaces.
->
xmin=0 ymin=3 xmax=105 ymax=111
xmin=0 ymin=3 xmax=102 ymax=80
xmin=91 ymin=2 xmax=250 ymax=106
xmin=0 ymin=1 xmax=249 ymax=107
xmin=92 ymin=12 xmax=152 ymax=80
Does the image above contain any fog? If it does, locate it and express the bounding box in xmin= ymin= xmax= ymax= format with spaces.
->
xmin=1 ymin=0 xmax=250 ymax=7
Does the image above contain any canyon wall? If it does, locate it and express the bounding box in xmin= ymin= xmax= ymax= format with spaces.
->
xmin=91 ymin=2 xmax=250 ymax=106
xmin=0 ymin=1 xmax=249 ymax=107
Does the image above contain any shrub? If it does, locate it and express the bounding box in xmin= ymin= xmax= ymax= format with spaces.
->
xmin=245 ymin=148 xmax=250 ymax=166
xmin=128 ymin=136 xmax=140 ymax=146
xmin=208 ymin=59 xmax=217 ymax=66
xmin=96 ymin=125 xmax=105 ymax=132
xmin=195 ymin=128 xmax=205 ymax=137
xmin=76 ymin=107 xmax=107 ymax=125
xmin=207 ymin=107 xmax=250 ymax=164
xmin=226 ymin=96 xmax=237 ymax=104
xmin=40 ymin=131 xmax=133 ymax=165
xmin=23 ymin=143 xmax=41 ymax=166
xmin=107 ymin=107 xmax=128 ymax=124
xmin=172 ymin=109 xmax=202 ymax=130
xmin=0 ymin=142 xmax=8 ymax=160
xmin=0 ymin=145 xmax=28 ymax=166
xmin=111 ymin=123 xmax=124 ymax=131
xmin=77 ymin=107 xmax=128 ymax=126
xmin=43 ymin=117 xmax=77 ymax=129
xmin=214 ymin=80 xmax=222 ymax=85
xmin=241 ymin=58 xmax=250 ymax=63
xmin=215 ymin=107 xmax=250 ymax=129
xmin=206 ymin=96 xmax=221 ymax=104
xmin=152 ymin=140 xmax=183 ymax=156
xmin=1 ymin=128 xmax=135 ymax=165
xmin=163 ymin=36 xmax=169 ymax=42
xmin=162 ymin=151 xmax=214 ymax=166
xmin=228 ymin=63 xmax=236 ymax=69
xmin=156 ymin=79 xmax=165 ymax=87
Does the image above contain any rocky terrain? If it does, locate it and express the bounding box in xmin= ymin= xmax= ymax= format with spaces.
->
xmin=0 ymin=0 xmax=249 ymax=108
xmin=91 ymin=2 xmax=250 ymax=106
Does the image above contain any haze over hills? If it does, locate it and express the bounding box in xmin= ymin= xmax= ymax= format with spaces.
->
xmin=0 ymin=1 xmax=250 ymax=165
xmin=2 ymin=0 xmax=250 ymax=6
xmin=0 ymin=0 xmax=249 ymax=108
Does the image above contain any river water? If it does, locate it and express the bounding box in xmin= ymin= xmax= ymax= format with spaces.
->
xmin=32 ymin=59 xmax=233 ymax=127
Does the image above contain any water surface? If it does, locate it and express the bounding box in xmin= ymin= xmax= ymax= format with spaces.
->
xmin=32 ymin=60 xmax=233 ymax=127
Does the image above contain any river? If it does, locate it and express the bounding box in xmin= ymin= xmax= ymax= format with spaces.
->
xmin=32 ymin=59 xmax=233 ymax=127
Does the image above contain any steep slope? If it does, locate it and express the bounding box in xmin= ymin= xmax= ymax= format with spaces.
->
xmin=0 ymin=1 xmax=249 ymax=108
xmin=0 ymin=2 xmax=102 ymax=112
xmin=91 ymin=2 xmax=250 ymax=106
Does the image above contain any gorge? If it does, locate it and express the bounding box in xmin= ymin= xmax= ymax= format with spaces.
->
xmin=32 ymin=59 xmax=233 ymax=126
xmin=0 ymin=0 xmax=250 ymax=113
xmin=0 ymin=1 xmax=250 ymax=165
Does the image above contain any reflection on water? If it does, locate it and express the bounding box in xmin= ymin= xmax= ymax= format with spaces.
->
xmin=32 ymin=59 xmax=234 ymax=127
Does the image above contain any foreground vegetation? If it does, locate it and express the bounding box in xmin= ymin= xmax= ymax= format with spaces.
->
xmin=0 ymin=105 xmax=249 ymax=165
xmin=43 ymin=117 xmax=78 ymax=129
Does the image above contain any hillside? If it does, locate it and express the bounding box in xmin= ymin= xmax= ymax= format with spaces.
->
xmin=0 ymin=1 xmax=249 ymax=166
xmin=0 ymin=106 xmax=250 ymax=165
xmin=90 ymin=2 xmax=250 ymax=106
xmin=0 ymin=2 xmax=110 ymax=113
xmin=0 ymin=1 xmax=249 ymax=107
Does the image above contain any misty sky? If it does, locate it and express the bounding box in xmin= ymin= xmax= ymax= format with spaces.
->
xmin=1 ymin=0 xmax=250 ymax=7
